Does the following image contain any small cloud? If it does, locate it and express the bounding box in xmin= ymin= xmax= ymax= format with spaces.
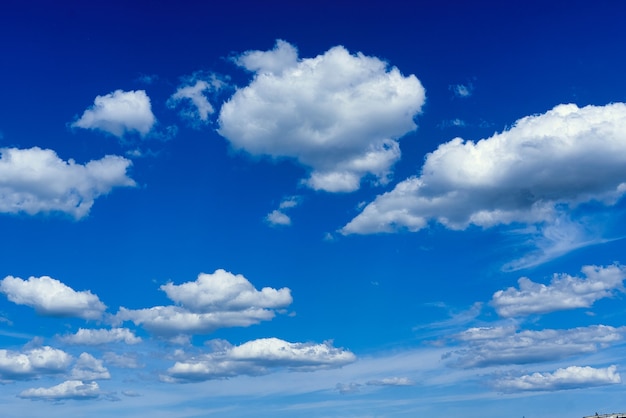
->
xmin=266 ymin=210 xmax=291 ymax=226
xmin=19 ymin=380 xmax=102 ymax=401
xmin=366 ymin=377 xmax=414 ymax=386
xmin=494 ymin=365 xmax=621 ymax=392
xmin=336 ymin=382 xmax=361 ymax=394
xmin=450 ymin=82 xmax=474 ymax=98
xmin=136 ymin=73 xmax=159 ymax=85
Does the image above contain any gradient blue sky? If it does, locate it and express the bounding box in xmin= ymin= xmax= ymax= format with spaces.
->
xmin=2 ymin=1 xmax=626 ymax=416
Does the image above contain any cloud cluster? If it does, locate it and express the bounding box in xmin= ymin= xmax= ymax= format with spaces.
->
xmin=0 ymin=147 xmax=135 ymax=218
xmin=115 ymin=269 xmax=292 ymax=337
xmin=266 ymin=196 xmax=302 ymax=226
xmin=70 ymin=353 xmax=110 ymax=381
xmin=494 ymin=365 xmax=620 ymax=392
xmin=219 ymin=40 xmax=425 ymax=192
xmin=0 ymin=346 xmax=72 ymax=381
xmin=492 ymin=264 xmax=626 ymax=317
xmin=167 ymin=79 xmax=220 ymax=125
xmin=0 ymin=275 xmax=106 ymax=320
xmin=19 ymin=380 xmax=101 ymax=400
xmin=342 ymin=103 xmax=626 ymax=233
xmin=72 ymin=90 xmax=156 ymax=137
xmin=59 ymin=328 xmax=141 ymax=345
xmin=450 ymin=325 xmax=625 ymax=368
xmin=164 ymin=337 xmax=355 ymax=382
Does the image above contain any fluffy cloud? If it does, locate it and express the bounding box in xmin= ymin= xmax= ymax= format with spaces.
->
xmin=0 ymin=346 xmax=72 ymax=381
xmin=70 ymin=353 xmax=110 ymax=381
xmin=265 ymin=196 xmax=302 ymax=226
xmin=59 ymin=328 xmax=141 ymax=345
xmin=72 ymin=89 xmax=156 ymax=137
xmin=19 ymin=380 xmax=100 ymax=400
xmin=164 ymin=337 xmax=356 ymax=382
xmin=0 ymin=276 xmax=106 ymax=320
xmin=494 ymin=365 xmax=620 ymax=392
xmin=0 ymin=147 xmax=135 ymax=218
xmin=342 ymin=103 xmax=626 ymax=234
xmin=450 ymin=325 xmax=625 ymax=368
xmin=219 ymin=40 xmax=425 ymax=192
xmin=115 ymin=269 xmax=291 ymax=337
xmin=167 ymin=79 xmax=218 ymax=124
xmin=492 ymin=264 xmax=626 ymax=317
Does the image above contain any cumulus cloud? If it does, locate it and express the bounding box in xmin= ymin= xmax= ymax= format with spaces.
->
xmin=492 ymin=264 xmax=626 ymax=317
xmin=449 ymin=325 xmax=625 ymax=368
xmin=494 ymin=365 xmax=620 ymax=392
xmin=0 ymin=147 xmax=135 ymax=218
xmin=164 ymin=337 xmax=355 ymax=382
xmin=0 ymin=276 xmax=106 ymax=320
xmin=167 ymin=76 xmax=224 ymax=125
xmin=342 ymin=103 xmax=626 ymax=234
xmin=0 ymin=346 xmax=72 ymax=381
xmin=450 ymin=83 xmax=474 ymax=98
xmin=70 ymin=353 xmax=110 ymax=381
xmin=19 ymin=380 xmax=101 ymax=400
xmin=59 ymin=328 xmax=141 ymax=345
xmin=115 ymin=269 xmax=292 ymax=337
xmin=72 ymin=89 xmax=156 ymax=137
xmin=219 ymin=40 xmax=425 ymax=192
xmin=265 ymin=195 xmax=302 ymax=226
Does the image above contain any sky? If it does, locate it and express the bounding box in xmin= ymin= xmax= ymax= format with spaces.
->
xmin=1 ymin=1 xmax=626 ymax=416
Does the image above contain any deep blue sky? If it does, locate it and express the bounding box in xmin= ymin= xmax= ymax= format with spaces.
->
xmin=1 ymin=1 xmax=626 ymax=416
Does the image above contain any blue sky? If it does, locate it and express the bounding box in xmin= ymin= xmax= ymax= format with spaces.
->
xmin=2 ymin=1 xmax=626 ymax=416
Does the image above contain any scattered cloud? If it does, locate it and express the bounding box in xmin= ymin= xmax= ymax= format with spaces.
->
xmin=115 ymin=269 xmax=292 ymax=337
xmin=0 ymin=147 xmax=135 ymax=218
xmin=494 ymin=365 xmax=620 ymax=392
xmin=0 ymin=276 xmax=106 ymax=320
xmin=492 ymin=264 xmax=626 ymax=317
xmin=342 ymin=103 xmax=626 ymax=234
xmin=366 ymin=377 xmax=414 ymax=386
xmin=70 ymin=353 xmax=110 ymax=380
xmin=164 ymin=337 xmax=355 ymax=382
xmin=72 ymin=89 xmax=156 ymax=138
xmin=102 ymin=352 xmax=142 ymax=369
xmin=336 ymin=382 xmax=361 ymax=394
xmin=219 ymin=39 xmax=425 ymax=192
xmin=167 ymin=75 xmax=225 ymax=126
xmin=266 ymin=195 xmax=302 ymax=226
xmin=450 ymin=83 xmax=474 ymax=98
xmin=0 ymin=346 xmax=72 ymax=381
xmin=59 ymin=328 xmax=141 ymax=345
xmin=449 ymin=325 xmax=625 ymax=368
xmin=19 ymin=380 xmax=101 ymax=401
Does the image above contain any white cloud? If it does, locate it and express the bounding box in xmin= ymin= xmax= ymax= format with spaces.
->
xmin=0 ymin=147 xmax=135 ymax=218
xmin=70 ymin=353 xmax=110 ymax=381
xmin=72 ymin=89 xmax=156 ymax=137
xmin=167 ymin=79 xmax=218 ymax=124
xmin=450 ymin=83 xmax=474 ymax=98
xmin=449 ymin=325 xmax=625 ymax=368
xmin=164 ymin=337 xmax=356 ymax=382
xmin=492 ymin=264 xmax=626 ymax=317
xmin=342 ymin=103 xmax=626 ymax=234
xmin=19 ymin=380 xmax=101 ymax=400
xmin=115 ymin=269 xmax=291 ymax=336
xmin=0 ymin=276 xmax=106 ymax=320
xmin=494 ymin=365 xmax=620 ymax=392
xmin=0 ymin=346 xmax=72 ymax=381
xmin=366 ymin=377 xmax=414 ymax=386
xmin=266 ymin=210 xmax=291 ymax=226
xmin=219 ymin=40 xmax=425 ymax=192
xmin=59 ymin=328 xmax=141 ymax=345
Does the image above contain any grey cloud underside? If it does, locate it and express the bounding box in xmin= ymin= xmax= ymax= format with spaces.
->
xmin=342 ymin=103 xmax=626 ymax=234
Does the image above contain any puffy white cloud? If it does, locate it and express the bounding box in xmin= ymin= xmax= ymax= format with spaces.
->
xmin=266 ymin=210 xmax=291 ymax=226
xmin=164 ymin=337 xmax=356 ymax=382
xmin=115 ymin=269 xmax=291 ymax=336
xmin=449 ymin=325 xmax=625 ymax=368
xmin=219 ymin=40 xmax=425 ymax=192
xmin=342 ymin=103 xmax=626 ymax=234
xmin=19 ymin=380 xmax=100 ymax=400
xmin=167 ymin=80 xmax=216 ymax=124
xmin=494 ymin=365 xmax=620 ymax=392
xmin=72 ymin=89 xmax=156 ymax=137
xmin=70 ymin=353 xmax=110 ymax=381
xmin=59 ymin=328 xmax=141 ymax=345
xmin=0 ymin=147 xmax=135 ymax=218
xmin=0 ymin=346 xmax=72 ymax=381
xmin=492 ymin=264 xmax=626 ymax=317
xmin=0 ymin=276 xmax=106 ymax=320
